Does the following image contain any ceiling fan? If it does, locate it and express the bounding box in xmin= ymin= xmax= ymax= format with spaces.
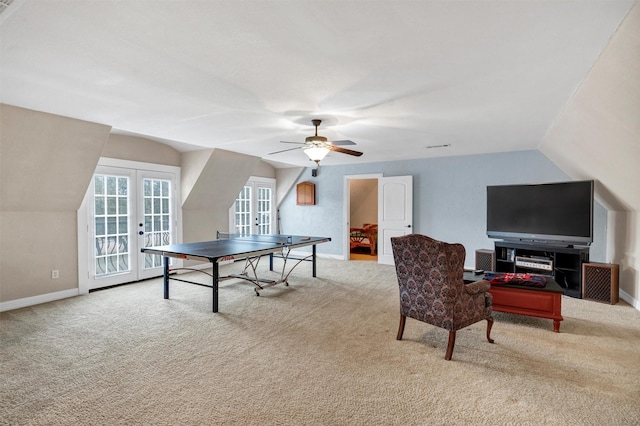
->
xmin=269 ymin=119 xmax=363 ymax=165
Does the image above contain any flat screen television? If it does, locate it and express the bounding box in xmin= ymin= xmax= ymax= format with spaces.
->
xmin=486 ymin=180 xmax=594 ymax=246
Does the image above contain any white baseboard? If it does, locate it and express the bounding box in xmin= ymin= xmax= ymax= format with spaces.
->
xmin=316 ymin=253 xmax=344 ymax=260
xmin=0 ymin=288 xmax=80 ymax=312
xmin=620 ymin=289 xmax=639 ymax=310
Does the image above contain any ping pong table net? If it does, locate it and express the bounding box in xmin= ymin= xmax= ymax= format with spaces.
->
xmin=216 ymin=231 xmax=293 ymax=245
xmin=216 ymin=231 xmax=241 ymax=240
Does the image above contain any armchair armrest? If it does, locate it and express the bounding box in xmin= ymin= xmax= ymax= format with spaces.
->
xmin=464 ymin=280 xmax=491 ymax=295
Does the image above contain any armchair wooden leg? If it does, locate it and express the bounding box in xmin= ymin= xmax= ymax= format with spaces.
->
xmin=396 ymin=314 xmax=406 ymax=340
xmin=486 ymin=317 xmax=495 ymax=344
xmin=445 ymin=331 xmax=456 ymax=360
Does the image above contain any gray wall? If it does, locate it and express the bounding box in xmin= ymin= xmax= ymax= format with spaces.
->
xmin=278 ymin=150 xmax=607 ymax=268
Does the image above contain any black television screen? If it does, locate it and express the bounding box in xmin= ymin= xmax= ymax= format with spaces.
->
xmin=486 ymin=180 xmax=594 ymax=246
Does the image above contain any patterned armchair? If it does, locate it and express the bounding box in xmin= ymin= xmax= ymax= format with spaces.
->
xmin=391 ymin=234 xmax=494 ymax=360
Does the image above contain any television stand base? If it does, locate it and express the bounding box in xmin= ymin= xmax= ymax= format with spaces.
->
xmin=493 ymin=241 xmax=589 ymax=298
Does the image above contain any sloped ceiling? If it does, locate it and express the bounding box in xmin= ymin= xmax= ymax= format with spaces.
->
xmin=0 ymin=105 xmax=111 ymax=211
xmin=0 ymin=0 xmax=635 ymax=167
xmin=540 ymin=2 xmax=640 ymax=212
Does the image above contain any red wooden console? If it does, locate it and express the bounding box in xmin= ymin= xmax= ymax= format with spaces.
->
xmin=464 ymin=272 xmax=564 ymax=332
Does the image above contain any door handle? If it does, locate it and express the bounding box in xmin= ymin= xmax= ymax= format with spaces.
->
xmin=406 ymin=224 xmax=412 ymax=228
xmin=139 ymin=231 xmax=144 ymax=235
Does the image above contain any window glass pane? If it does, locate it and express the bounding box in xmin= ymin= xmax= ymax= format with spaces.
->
xmin=118 ymin=216 xmax=128 ymax=234
xmin=107 ymin=217 xmax=117 ymax=234
xmin=107 ymin=256 xmax=118 ymax=274
xmin=95 ymin=257 xmax=106 ymax=275
xmin=95 ymin=197 xmax=105 ymax=215
xmin=107 ymin=236 xmax=117 ymax=254
xmin=119 ymin=254 xmax=128 ymax=271
xmin=118 ymin=177 xmax=128 ymax=195
xmin=107 ymin=197 xmax=117 ymax=215
xmin=95 ymin=217 xmax=105 ymax=236
xmin=95 ymin=176 xmax=104 ymax=194
xmin=95 ymin=237 xmax=106 ymax=255
xmin=107 ymin=176 xmax=117 ymax=195
xmin=118 ymin=197 xmax=127 ymax=215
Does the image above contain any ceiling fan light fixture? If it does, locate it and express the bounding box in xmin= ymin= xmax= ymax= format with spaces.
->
xmin=306 ymin=135 xmax=328 ymax=144
xmin=304 ymin=146 xmax=330 ymax=164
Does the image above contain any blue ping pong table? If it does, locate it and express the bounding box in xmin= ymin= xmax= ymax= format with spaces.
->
xmin=141 ymin=234 xmax=331 ymax=312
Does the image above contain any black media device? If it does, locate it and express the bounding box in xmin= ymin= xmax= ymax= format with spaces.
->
xmin=486 ymin=180 xmax=594 ymax=247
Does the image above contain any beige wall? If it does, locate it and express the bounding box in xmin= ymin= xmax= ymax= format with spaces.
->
xmin=0 ymin=105 xmax=111 ymax=302
xmin=276 ymin=167 xmax=304 ymax=208
xmin=102 ymin=133 xmax=181 ymax=166
xmin=0 ymin=105 xmax=275 ymax=306
xmin=181 ymin=148 xmax=263 ymax=243
xmin=539 ymin=3 xmax=640 ymax=305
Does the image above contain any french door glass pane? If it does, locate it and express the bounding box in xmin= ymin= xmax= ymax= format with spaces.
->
xmin=143 ymin=178 xmax=172 ymax=269
xmin=94 ymin=174 xmax=130 ymax=277
xmin=232 ymin=183 xmax=273 ymax=236
xmin=234 ymin=186 xmax=251 ymax=236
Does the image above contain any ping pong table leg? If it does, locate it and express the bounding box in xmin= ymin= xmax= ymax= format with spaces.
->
xmin=163 ymin=256 xmax=170 ymax=299
xmin=212 ymin=261 xmax=219 ymax=313
xmin=312 ymin=244 xmax=317 ymax=277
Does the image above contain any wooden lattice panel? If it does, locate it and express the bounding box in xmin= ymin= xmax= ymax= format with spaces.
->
xmin=582 ymin=263 xmax=619 ymax=304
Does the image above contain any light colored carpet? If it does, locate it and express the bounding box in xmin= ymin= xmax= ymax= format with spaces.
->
xmin=1 ymin=258 xmax=640 ymax=425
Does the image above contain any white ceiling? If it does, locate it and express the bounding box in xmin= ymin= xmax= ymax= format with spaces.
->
xmin=0 ymin=0 xmax=634 ymax=168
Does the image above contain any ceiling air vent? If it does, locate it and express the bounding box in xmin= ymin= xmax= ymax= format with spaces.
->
xmin=0 ymin=0 xmax=14 ymax=15
xmin=425 ymin=144 xmax=451 ymax=149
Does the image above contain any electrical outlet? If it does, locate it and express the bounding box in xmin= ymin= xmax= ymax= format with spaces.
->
xmin=51 ymin=270 xmax=59 ymax=280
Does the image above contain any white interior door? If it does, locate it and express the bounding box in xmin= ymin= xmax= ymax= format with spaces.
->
xmin=378 ymin=175 xmax=413 ymax=265
xmin=78 ymin=159 xmax=180 ymax=292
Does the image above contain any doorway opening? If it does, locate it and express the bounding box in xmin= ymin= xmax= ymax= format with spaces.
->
xmin=344 ymin=174 xmax=413 ymax=264
xmin=347 ymin=177 xmax=379 ymax=261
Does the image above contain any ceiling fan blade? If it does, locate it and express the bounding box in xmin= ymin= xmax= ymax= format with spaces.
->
xmin=330 ymin=146 xmax=363 ymax=157
xmin=269 ymin=147 xmax=303 ymax=155
xmin=331 ymin=140 xmax=356 ymax=146
xmin=280 ymin=141 xmax=305 ymax=145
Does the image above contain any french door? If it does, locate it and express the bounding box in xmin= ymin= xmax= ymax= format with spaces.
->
xmin=229 ymin=177 xmax=276 ymax=236
xmin=78 ymin=159 xmax=180 ymax=292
